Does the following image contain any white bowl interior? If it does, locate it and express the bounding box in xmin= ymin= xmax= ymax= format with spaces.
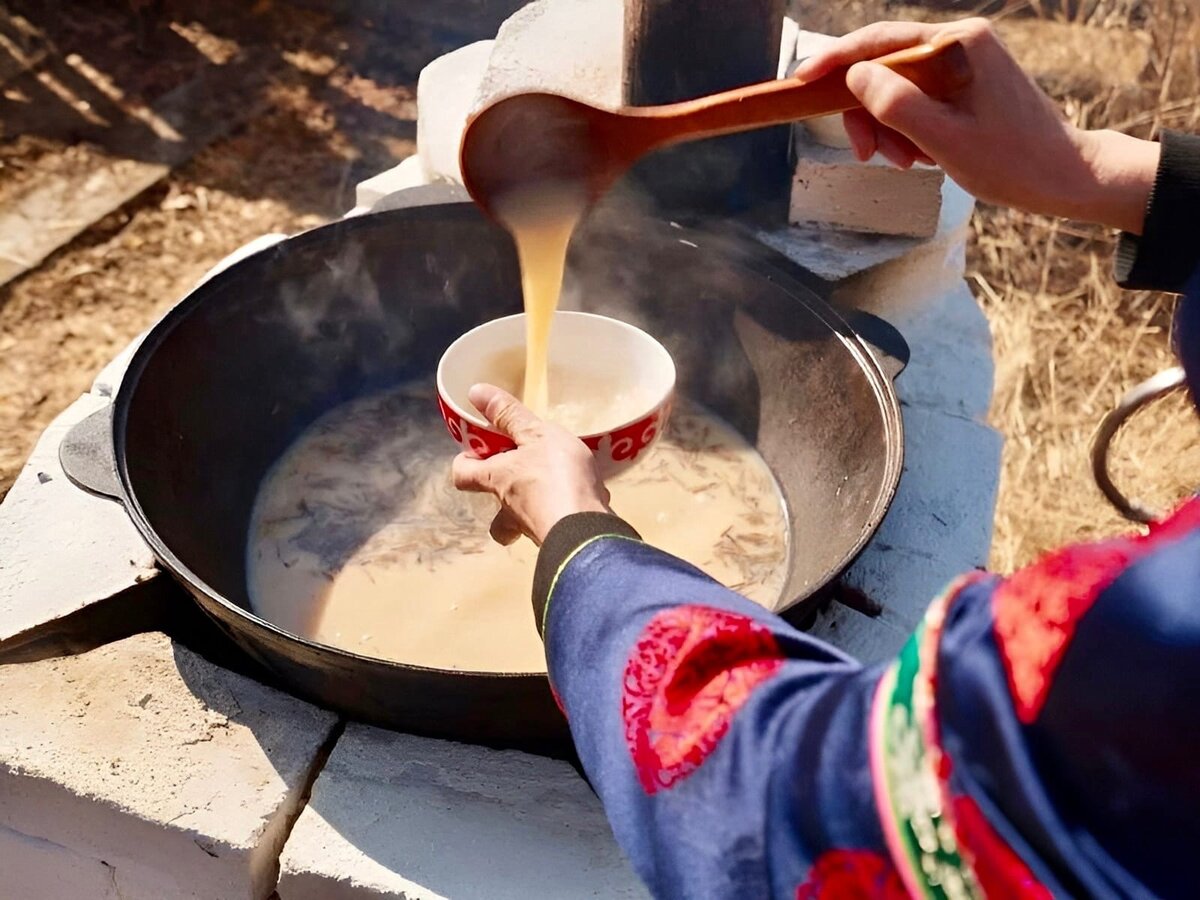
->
xmin=438 ymin=311 xmax=675 ymax=435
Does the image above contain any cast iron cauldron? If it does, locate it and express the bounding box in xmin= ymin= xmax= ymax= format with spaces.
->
xmin=60 ymin=185 xmax=906 ymax=751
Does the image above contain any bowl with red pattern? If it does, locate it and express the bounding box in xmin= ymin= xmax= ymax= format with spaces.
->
xmin=436 ymin=311 xmax=675 ymax=473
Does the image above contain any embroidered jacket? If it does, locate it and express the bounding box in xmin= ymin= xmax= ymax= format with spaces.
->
xmin=529 ymin=130 xmax=1200 ymax=899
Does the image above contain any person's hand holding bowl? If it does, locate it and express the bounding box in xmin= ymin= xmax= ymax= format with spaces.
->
xmin=452 ymin=384 xmax=612 ymax=546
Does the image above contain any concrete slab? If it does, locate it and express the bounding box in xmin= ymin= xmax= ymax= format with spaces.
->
xmin=277 ymin=724 xmax=648 ymax=900
xmin=353 ymin=155 xmax=433 ymax=212
xmin=0 ymin=632 xmax=339 ymax=900
xmin=0 ymin=825 xmax=121 ymax=900
xmin=416 ymin=41 xmax=495 ymax=185
xmin=0 ymin=391 xmax=157 ymax=657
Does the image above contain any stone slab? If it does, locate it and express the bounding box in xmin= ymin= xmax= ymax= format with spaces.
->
xmin=475 ymin=0 xmax=624 ymax=112
xmin=416 ymin=41 xmax=495 ymax=185
xmin=0 ymin=632 xmax=339 ymax=900
xmin=277 ymin=724 xmax=648 ymax=900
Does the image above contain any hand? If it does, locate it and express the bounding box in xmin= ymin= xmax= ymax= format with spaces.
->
xmin=452 ymin=384 xmax=612 ymax=546
xmin=794 ymin=18 xmax=1159 ymax=234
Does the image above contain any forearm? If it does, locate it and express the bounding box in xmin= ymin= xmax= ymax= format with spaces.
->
xmin=532 ymin=519 xmax=887 ymax=897
xmin=1068 ymin=128 xmax=1160 ymax=235
xmin=1113 ymin=129 xmax=1200 ymax=293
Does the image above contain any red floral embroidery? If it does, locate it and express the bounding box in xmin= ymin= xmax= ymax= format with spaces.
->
xmin=795 ymin=849 xmax=908 ymax=899
xmin=622 ymin=606 xmax=783 ymax=793
xmin=992 ymin=497 xmax=1200 ymax=723
xmin=952 ymin=796 xmax=1052 ymax=900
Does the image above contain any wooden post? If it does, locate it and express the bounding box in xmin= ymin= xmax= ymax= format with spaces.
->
xmin=622 ymin=0 xmax=789 ymax=217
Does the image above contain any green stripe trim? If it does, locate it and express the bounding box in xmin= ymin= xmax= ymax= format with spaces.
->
xmin=541 ymin=534 xmax=643 ymax=637
xmin=879 ymin=626 xmax=983 ymax=900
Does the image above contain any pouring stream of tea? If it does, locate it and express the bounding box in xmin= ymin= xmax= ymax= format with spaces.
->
xmin=460 ymin=38 xmax=971 ymax=414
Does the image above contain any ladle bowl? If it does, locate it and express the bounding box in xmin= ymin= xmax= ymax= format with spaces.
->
xmin=437 ymin=311 xmax=676 ymax=473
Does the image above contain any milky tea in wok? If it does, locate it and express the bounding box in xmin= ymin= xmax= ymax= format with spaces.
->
xmin=246 ymin=183 xmax=790 ymax=671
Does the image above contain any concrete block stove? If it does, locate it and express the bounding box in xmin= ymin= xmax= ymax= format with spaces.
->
xmin=0 ymin=2 xmax=1000 ymax=897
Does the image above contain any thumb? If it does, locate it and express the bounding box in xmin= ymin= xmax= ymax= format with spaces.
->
xmin=845 ymin=61 xmax=950 ymax=145
xmin=468 ymin=383 xmax=544 ymax=445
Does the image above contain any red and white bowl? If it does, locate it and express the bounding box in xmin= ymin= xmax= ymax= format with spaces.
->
xmin=436 ymin=311 xmax=675 ymax=472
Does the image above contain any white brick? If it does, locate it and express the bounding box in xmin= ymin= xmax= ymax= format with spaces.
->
xmin=790 ymin=133 xmax=944 ymax=238
xmin=757 ymin=171 xmax=971 ymax=282
xmin=278 ymin=724 xmax=648 ymax=900
xmin=778 ymin=17 xmax=800 ymax=79
xmin=0 ymin=632 xmax=338 ymax=900
xmin=416 ymin=41 xmax=495 ymax=185
xmin=0 ymin=391 xmax=156 ymax=650
xmin=475 ymin=0 xmax=624 ymax=112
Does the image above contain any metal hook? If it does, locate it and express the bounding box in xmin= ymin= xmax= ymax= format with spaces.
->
xmin=1091 ymin=367 xmax=1188 ymax=524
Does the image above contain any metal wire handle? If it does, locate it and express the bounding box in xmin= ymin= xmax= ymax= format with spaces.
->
xmin=1091 ymin=366 xmax=1188 ymax=523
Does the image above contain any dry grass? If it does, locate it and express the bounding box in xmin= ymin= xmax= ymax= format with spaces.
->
xmin=794 ymin=0 xmax=1200 ymax=570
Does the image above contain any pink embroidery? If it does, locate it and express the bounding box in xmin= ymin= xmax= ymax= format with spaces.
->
xmin=993 ymin=497 xmax=1200 ymax=723
xmin=622 ymin=606 xmax=782 ymax=793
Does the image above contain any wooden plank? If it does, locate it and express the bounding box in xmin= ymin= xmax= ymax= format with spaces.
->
xmin=622 ymin=0 xmax=790 ymax=215
xmin=0 ymin=11 xmax=50 ymax=87
xmin=0 ymin=53 xmax=276 ymax=288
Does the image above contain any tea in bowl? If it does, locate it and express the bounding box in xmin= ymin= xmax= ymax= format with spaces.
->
xmin=436 ymin=311 xmax=675 ymax=473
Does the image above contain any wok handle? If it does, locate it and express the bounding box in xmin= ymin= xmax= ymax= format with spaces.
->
xmin=1091 ymin=366 xmax=1187 ymax=524
xmin=845 ymin=310 xmax=909 ymax=381
xmin=59 ymin=407 xmax=124 ymax=502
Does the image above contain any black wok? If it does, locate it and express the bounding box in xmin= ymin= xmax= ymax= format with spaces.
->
xmin=60 ymin=185 xmax=905 ymax=751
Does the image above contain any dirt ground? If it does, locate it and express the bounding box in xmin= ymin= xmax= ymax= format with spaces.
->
xmin=2 ymin=0 xmax=1197 ymax=571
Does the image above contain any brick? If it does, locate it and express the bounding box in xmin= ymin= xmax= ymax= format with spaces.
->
xmin=789 ymin=132 xmax=944 ymax=238
xmin=277 ymin=724 xmax=648 ymax=900
xmin=0 ymin=632 xmax=339 ymax=900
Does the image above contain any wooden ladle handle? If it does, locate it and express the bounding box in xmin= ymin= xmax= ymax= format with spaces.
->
xmin=635 ymin=37 xmax=972 ymax=150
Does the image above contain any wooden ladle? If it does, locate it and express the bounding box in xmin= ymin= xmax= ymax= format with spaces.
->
xmin=460 ymin=37 xmax=971 ymax=218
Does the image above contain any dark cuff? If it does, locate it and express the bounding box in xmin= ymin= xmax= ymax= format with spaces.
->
xmin=532 ymin=512 xmax=641 ymax=638
xmin=1115 ymin=130 xmax=1200 ymax=293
